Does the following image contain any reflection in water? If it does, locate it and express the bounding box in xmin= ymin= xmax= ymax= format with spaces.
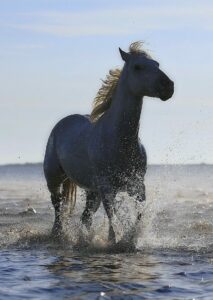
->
xmin=43 ymin=250 xmax=207 ymax=299
xmin=46 ymin=252 xmax=159 ymax=283
xmin=44 ymin=251 xmax=163 ymax=298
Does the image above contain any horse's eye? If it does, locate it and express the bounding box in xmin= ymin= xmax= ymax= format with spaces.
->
xmin=134 ymin=64 xmax=142 ymax=71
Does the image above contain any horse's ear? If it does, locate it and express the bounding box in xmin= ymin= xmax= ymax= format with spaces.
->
xmin=119 ymin=48 xmax=130 ymax=62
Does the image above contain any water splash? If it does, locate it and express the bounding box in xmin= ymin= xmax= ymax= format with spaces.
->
xmin=0 ymin=164 xmax=213 ymax=253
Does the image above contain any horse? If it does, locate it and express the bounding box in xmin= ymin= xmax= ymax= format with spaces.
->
xmin=43 ymin=42 xmax=174 ymax=244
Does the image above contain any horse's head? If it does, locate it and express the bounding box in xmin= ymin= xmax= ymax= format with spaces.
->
xmin=119 ymin=46 xmax=174 ymax=101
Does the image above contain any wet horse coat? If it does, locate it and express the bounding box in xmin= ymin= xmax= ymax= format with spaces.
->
xmin=44 ymin=42 xmax=174 ymax=243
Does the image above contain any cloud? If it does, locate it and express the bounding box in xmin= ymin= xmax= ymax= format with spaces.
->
xmin=4 ymin=3 xmax=213 ymax=37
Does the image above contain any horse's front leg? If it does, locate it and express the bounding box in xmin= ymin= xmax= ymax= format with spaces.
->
xmin=96 ymin=179 xmax=117 ymax=243
xmin=81 ymin=191 xmax=101 ymax=230
xmin=102 ymin=192 xmax=117 ymax=244
xmin=135 ymin=181 xmax=146 ymax=221
xmin=127 ymin=178 xmax=146 ymax=221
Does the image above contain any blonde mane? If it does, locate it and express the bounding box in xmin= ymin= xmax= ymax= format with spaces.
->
xmin=90 ymin=41 xmax=149 ymax=122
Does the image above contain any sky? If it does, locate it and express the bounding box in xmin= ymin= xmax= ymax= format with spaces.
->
xmin=0 ymin=0 xmax=213 ymax=164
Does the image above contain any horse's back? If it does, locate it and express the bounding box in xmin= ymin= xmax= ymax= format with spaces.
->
xmin=53 ymin=114 xmax=90 ymax=135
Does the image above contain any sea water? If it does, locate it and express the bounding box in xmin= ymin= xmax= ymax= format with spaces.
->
xmin=0 ymin=164 xmax=213 ymax=299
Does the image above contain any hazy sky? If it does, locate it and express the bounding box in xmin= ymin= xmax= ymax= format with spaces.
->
xmin=1 ymin=0 xmax=213 ymax=164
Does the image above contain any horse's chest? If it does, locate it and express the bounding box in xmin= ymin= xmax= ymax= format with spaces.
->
xmin=94 ymin=149 xmax=135 ymax=185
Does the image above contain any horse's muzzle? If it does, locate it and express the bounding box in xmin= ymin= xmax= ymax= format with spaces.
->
xmin=159 ymin=80 xmax=174 ymax=101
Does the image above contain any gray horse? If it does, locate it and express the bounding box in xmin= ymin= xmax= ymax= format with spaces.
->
xmin=44 ymin=42 xmax=174 ymax=243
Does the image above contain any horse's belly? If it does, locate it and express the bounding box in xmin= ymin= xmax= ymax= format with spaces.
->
xmin=56 ymin=139 xmax=94 ymax=189
xmin=61 ymin=155 xmax=94 ymax=189
xmin=54 ymin=114 xmax=95 ymax=190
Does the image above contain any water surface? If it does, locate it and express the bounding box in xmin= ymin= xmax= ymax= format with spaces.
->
xmin=0 ymin=164 xmax=212 ymax=299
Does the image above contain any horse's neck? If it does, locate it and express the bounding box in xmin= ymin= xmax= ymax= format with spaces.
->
xmin=104 ymin=70 xmax=143 ymax=142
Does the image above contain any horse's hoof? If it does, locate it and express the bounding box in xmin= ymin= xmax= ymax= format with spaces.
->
xmin=113 ymin=240 xmax=136 ymax=253
xmin=51 ymin=230 xmax=61 ymax=240
xmin=51 ymin=224 xmax=63 ymax=241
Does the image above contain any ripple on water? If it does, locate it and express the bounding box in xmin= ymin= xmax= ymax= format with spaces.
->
xmin=0 ymin=249 xmax=213 ymax=299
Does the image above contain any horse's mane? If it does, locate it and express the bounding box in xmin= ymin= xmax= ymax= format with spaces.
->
xmin=90 ymin=41 xmax=149 ymax=122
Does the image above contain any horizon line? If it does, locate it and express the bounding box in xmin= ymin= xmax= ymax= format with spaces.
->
xmin=0 ymin=162 xmax=212 ymax=167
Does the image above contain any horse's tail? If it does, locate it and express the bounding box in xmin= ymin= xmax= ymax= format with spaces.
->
xmin=62 ymin=179 xmax=77 ymax=216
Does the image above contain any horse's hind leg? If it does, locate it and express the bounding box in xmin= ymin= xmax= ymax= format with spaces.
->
xmin=46 ymin=175 xmax=66 ymax=236
xmin=44 ymin=135 xmax=66 ymax=237
xmin=50 ymin=186 xmax=64 ymax=235
xmin=81 ymin=191 xmax=101 ymax=230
